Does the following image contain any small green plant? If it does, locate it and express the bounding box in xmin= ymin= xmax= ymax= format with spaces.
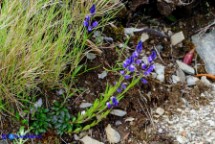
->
xmin=49 ymin=102 xmax=73 ymax=135
xmin=31 ymin=107 xmax=51 ymax=135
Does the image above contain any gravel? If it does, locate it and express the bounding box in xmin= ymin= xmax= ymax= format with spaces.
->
xmin=155 ymin=86 xmax=215 ymax=143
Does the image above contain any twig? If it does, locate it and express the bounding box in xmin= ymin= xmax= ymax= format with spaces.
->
xmin=195 ymin=74 xmax=215 ymax=80
xmin=153 ymin=45 xmax=167 ymax=65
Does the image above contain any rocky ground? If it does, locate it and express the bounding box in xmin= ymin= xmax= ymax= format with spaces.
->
xmin=1 ymin=0 xmax=215 ymax=144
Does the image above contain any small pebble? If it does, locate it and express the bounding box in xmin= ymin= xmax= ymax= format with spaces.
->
xmin=110 ymin=109 xmax=127 ymax=117
xmin=176 ymin=60 xmax=195 ymax=75
xmin=171 ymin=31 xmax=185 ymax=46
xmin=186 ymin=76 xmax=199 ymax=86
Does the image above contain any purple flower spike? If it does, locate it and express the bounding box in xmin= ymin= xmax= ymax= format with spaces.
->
xmin=92 ymin=21 xmax=98 ymax=28
xmin=144 ymin=65 xmax=155 ymax=76
xmin=141 ymin=78 xmax=148 ymax=84
xmin=124 ymin=75 xmax=131 ymax=80
xmin=89 ymin=4 xmax=96 ymax=14
xmin=111 ymin=96 xmax=119 ymax=106
xmin=106 ymin=102 xmax=112 ymax=109
xmin=136 ymin=41 xmax=143 ymax=53
xmin=128 ymin=64 xmax=135 ymax=72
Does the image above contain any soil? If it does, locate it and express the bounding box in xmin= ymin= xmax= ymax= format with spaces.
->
xmin=1 ymin=0 xmax=215 ymax=144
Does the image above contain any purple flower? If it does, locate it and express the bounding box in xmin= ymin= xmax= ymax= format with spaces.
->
xmin=132 ymin=51 xmax=139 ymax=58
xmin=124 ymin=75 xmax=131 ymax=79
xmin=92 ymin=21 xmax=98 ymax=28
xmin=123 ymin=57 xmax=133 ymax=68
xmin=111 ymin=96 xmax=119 ymax=106
xmin=136 ymin=41 xmax=143 ymax=53
xmin=148 ymin=51 xmax=157 ymax=63
xmin=106 ymin=102 xmax=112 ymax=109
xmin=135 ymin=59 xmax=142 ymax=65
xmin=141 ymin=78 xmax=148 ymax=84
xmin=141 ymin=63 xmax=147 ymax=70
xmin=89 ymin=4 xmax=96 ymax=14
xmin=144 ymin=65 xmax=155 ymax=76
xmin=117 ymin=88 xmax=122 ymax=93
xmin=120 ymin=70 xmax=125 ymax=75
xmin=128 ymin=64 xmax=135 ymax=72
xmin=121 ymin=83 xmax=127 ymax=90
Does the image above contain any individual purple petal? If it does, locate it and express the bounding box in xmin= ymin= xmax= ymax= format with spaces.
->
xmin=124 ymin=75 xmax=131 ymax=79
xmin=111 ymin=96 xmax=119 ymax=106
xmin=132 ymin=51 xmax=139 ymax=58
xmin=141 ymin=63 xmax=147 ymax=70
xmin=144 ymin=65 xmax=155 ymax=76
xmin=121 ymin=83 xmax=127 ymax=90
xmin=141 ymin=78 xmax=148 ymax=84
xmin=148 ymin=51 xmax=157 ymax=63
xmin=92 ymin=21 xmax=98 ymax=28
xmin=120 ymin=70 xmax=125 ymax=75
xmin=106 ymin=102 xmax=112 ymax=109
xmin=128 ymin=64 xmax=135 ymax=72
xmin=88 ymin=26 xmax=92 ymax=31
xmin=136 ymin=41 xmax=143 ymax=53
xmin=89 ymin=4 xmax=96 ymax=14
xmin=83 ymin=20 xmax=88 ymax=27
xmin=151 ymin=51 xmax=157 ymax=60
xmin=85 ymin=15 xmax=90 ymax=21
xmin=117 ymin=88 xmax=122 ymax=93
xmin=123 ymin=57 xmax=132 ymax=68
xmin=135 ymin=59 xmax=142 ymax=65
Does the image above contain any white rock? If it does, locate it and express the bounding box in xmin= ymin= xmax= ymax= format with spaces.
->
xmin=176 ymin=60 xmax=195 ymax=74
xmin=176 ymin=68 xmax=186 ymax=83
xmin=105 ymin=124 xmax=121 ymax=143
xmin=172 ymin=75 xmax=180 ymax=84
xmin=154 ymin=63 xmax=165 ymax=75
xmin=157 ymin=74 xmax=165 ymax=82
xmin=176 ymin=135 xmax=188 ymax=144
xmin=200 ymin=76 xmax=211 ymax=86
xmin=186 ymin=76 xmax=199 ymax=86
xmin=207 ymin=120 xmax=215 ymax=126
xmin=98 ymin=71 xmax=108 ymax=79
xmin=155 ymin=107 xmax=165 ymax=115
xmin=80 ymin=135 xmax=104 ymax=144
xmin=86 ymin=53 xmax=96 ymax=60
xmin=80 ymin=103 xmax=92 ymax=109
xmin=171 ymin=31 xmax=185 ymax=46
xmin=115 ymin=120 xmax=122 ymax=126
xmin=192 ymin=30 xmax=215 ymax=74
xmin=125 ymin=117 xmax=135 ymax=122
xmin=110 ymin=109 xmax=127 ymax=117
xmin=141 ymin=33 xmax=149 ymax=42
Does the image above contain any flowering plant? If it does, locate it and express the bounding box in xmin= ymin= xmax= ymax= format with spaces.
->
xmin=106 ymin=41 xmax=157 ymax=108
xmin=83 ymin=4 xmax=98 ymax=31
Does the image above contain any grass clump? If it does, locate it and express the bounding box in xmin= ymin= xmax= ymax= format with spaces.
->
xmin=0 ymin=0 xmax=117 ymax=115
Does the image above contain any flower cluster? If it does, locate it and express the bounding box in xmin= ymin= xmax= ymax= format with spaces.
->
xmin=121 ymin=41 xmax=156 ymax=82
xmin=83 ymin=4 xmax=98 ymax=32
xmin=106 ymin=41 xmax=157 ymax=109
xmin=106 ymin=96 xmax=119 ymax=109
